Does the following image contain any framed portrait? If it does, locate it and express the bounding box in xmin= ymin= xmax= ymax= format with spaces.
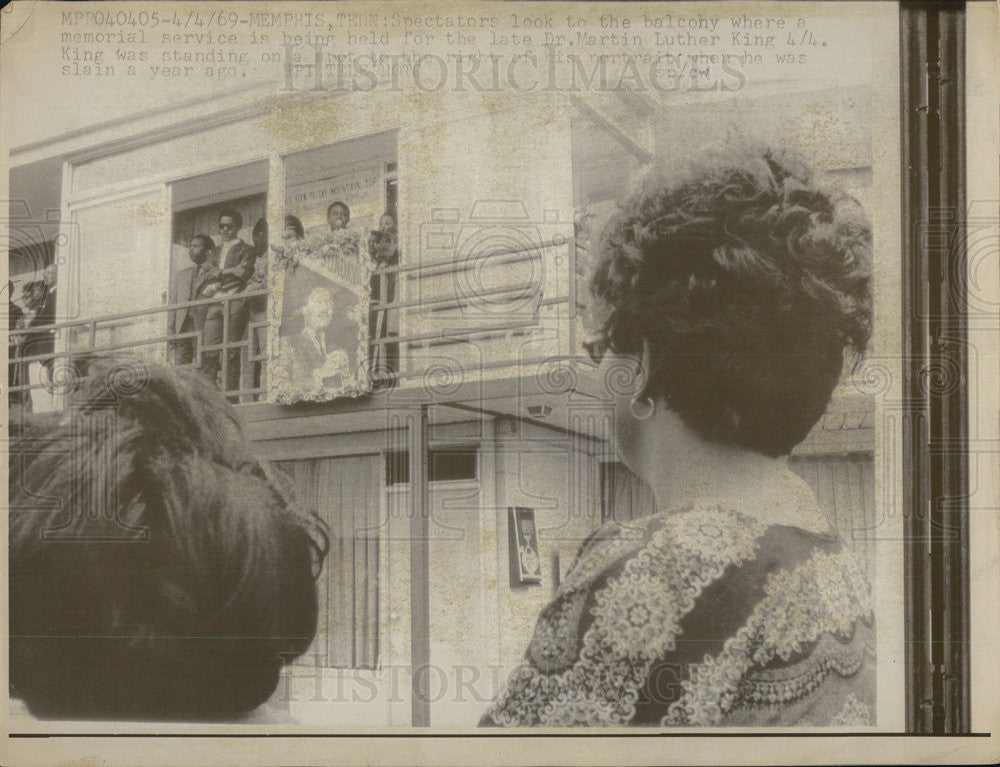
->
xmin=268 ymin=231 xmax=373 ymax=403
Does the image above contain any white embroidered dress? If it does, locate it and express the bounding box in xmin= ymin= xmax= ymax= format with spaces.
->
xmin=482 ymin=501 xmax=876 ymax=728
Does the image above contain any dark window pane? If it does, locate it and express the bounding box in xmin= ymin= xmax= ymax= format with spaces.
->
xmin=430 ymin=447 xmax=477 ymax=482
xmin=385 ymin=447 xmax=478 ymax=485
xmin=386 ymin=449 xmax=409 ymax=485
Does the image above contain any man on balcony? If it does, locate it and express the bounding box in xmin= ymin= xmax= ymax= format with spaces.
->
xmin=10 ymin=270 xmax=59 ymax=414
xmin=169 ymin=234 xmax=221 ymax=379
xmin=214 ymin=208 xmax=255 ymax=395
xmin=326 ymin=201 xmax=350 ymax=232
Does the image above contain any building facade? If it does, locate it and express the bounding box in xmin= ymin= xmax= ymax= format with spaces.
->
xmin=8 ymin=82 xmax=878 ymax=726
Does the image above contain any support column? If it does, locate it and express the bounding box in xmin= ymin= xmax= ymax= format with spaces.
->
xmin=408 ymin=404 xmax=431 ymax=726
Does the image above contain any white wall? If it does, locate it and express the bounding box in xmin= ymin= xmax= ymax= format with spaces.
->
xmin=252 ymin=414 xmax=603 ymax=727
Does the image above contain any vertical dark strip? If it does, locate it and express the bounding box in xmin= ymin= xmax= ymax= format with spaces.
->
xmin=409 ymin=404 xmax=431 ymax=726
xmin=939 ymin=6 xmax=969 ymax=735
xmin=900 ymin=1 xmax=969 ymax=734
xmin=372 ymin=455 xmax=381 ymax=671
xmin=349 ymin=458 xmax=359 ymax=669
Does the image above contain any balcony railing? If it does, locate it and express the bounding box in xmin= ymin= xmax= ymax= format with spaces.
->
xmin=8 ymin=238 xmax=580 ymax=411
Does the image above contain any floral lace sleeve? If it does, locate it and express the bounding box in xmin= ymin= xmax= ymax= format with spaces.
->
xmin=481 ymin=506 xmax=875 ymax=727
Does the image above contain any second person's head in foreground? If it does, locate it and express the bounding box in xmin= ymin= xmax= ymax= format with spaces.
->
xmin=9 ymin=360 xmax=327 ymax=721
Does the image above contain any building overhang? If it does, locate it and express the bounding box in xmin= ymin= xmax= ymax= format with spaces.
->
xmin=238 ymin=364 xmax=874 ymax=456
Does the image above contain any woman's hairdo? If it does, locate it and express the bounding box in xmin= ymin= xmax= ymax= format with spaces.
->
xmin=591 ymin=144 xmax=873 ymax=456
xmin=284 ymin=215 xmax=305 ymax=239
xmin=9 ymin=360 xmax=327 ymax=720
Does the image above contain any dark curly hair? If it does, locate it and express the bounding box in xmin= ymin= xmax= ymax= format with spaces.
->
xmin=218 ymin=207 xmax=243 ymax=230
xmin=284 ymin=215 xmax=305 ymax=240
xmin=591 ymin=144 xmax=872 ymax=457
xmin=9 ymin=360 xmax=327 ymax=720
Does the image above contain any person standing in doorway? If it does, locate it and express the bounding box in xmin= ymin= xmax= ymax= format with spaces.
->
xmin=215 ymin=208 xmax=255 ymax=396
xmin=368 ymin=211 xmax=400 ymax=379
xmin=240 ymin=218 xmax=270 ymax=398
xmin=170 ymin=234 xmax=222 ymax=378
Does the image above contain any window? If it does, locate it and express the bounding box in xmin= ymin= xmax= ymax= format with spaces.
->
xmin=283 ymin=132 xmax=397 ymax=236
xmin=386 ymin=446 xmax=479 ymax=486
xmin=275 ymin=456 xmax=381 ymax=670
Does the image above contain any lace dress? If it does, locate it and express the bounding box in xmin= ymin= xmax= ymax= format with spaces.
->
xmin=481 ymin=503 xmax=876 ymax=727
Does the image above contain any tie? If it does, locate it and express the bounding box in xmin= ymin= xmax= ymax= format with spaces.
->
xmin=190 ymin=266 xmax=202 ymax=301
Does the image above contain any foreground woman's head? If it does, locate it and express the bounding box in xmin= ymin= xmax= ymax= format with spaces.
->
xmin=590 ymin=144 xmax=873 ymax=458
xmin=9 ymin=361 xmax=326 ymax=720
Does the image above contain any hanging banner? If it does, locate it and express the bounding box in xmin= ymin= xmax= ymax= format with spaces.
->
xmin=268 ymin=230 xmax=373 ymax=403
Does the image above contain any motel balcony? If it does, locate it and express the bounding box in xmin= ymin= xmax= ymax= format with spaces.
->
xmin=7 ymin=230 xmax=604 ymax=429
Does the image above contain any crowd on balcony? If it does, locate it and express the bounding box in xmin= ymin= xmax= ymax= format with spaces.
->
xmin=165 ymin=200 xmax=400 ymax=402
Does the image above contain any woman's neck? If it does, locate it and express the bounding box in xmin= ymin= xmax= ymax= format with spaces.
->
xmin=646 ymin=442 xmax=786 ymax=511
xmin=636 ymin=409 xmax=831 ymax=532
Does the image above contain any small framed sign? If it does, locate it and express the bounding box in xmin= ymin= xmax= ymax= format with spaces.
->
xmin=508 ymin=507 xmax=542 ymax=586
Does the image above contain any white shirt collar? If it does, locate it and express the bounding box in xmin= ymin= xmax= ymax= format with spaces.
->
xmin=219 ymin=239 xmax=240 ymax=259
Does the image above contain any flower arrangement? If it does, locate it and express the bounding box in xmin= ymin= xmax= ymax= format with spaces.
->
xmin=272 ymin=228 xmax=362 ymax=272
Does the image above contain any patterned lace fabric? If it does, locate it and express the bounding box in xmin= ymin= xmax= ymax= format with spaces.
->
xmin=481 ymin=505 xmax=876 ymax=727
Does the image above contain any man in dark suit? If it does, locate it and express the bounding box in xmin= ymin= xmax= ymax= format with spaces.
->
xmin=12 ymin=272 xmax=60 ymax=413
xmin=215 ymin=208 xmax=255 ymax=395
xmin=170 ymin=235 xmax=221 ymax=377
xmin=278 ymin=287 xmax=352 ymax=392
xmin=8 ymin=280 xmax=28 ymax=410
xmin=216 ymin=208 xmax=255 ymax=292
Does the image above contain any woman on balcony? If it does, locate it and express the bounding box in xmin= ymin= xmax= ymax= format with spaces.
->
xmin=482 ymin=144 xmax=876 ymax=727
xmin=368 ymin=211 xmax=400 ymax=379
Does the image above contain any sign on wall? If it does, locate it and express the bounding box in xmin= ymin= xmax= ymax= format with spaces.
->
xmin=509 ymin=507 xmax=542 ymax=586
xmin=268 ymin=230 xmax=373 ymax=404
